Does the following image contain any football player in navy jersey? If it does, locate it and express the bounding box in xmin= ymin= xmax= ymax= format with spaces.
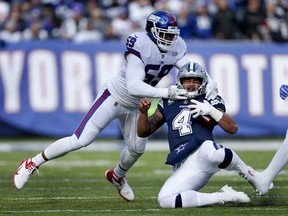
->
xmin=137 ymin=61 xmax=270 ymax=208
xmin=13 ymin=10 xmax=218 ymax=201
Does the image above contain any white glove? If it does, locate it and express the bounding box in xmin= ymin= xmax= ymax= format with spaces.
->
xmin=189 ymin=99 xmax=223 ymax=122
xmin=189 ymin=99 xmax=213 ymax=118
xmin=205 ymin=76 xmax=218 ymax=100
xmin=168 ymin=85 xmax=188 ymax=100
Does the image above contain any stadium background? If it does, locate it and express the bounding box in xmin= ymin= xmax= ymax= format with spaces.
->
xmin=0 ymin=41 xmax=288 ymax=140
xmin=0 ymin=0 xmax=288 ymax=140
xmin=1 ymin=2 xmax=288 ymax=214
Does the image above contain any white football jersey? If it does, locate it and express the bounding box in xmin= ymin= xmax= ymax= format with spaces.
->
xmin=107 ymin=32 xmax=187 ymax=107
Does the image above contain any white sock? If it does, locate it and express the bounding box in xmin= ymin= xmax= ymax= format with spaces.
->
xmin=44 ymin=135 xmax=84 ymax=160
xmin=32 ymin=153 xmax=46 ymax=167
xmin=181 ymin=190 xmax=222 ymax=207
xmin=114 ymin=164 xmax=127 ymax=178
xmin=114 ymin=146 xmax=142 ymax=177
xmin=114 ymin=147 xmax=129 ymax=177
xmin=31 ymin=135 xmax=82 ymax=167
xmin=262 ymin=129 xmax=288 ymax=182
xmin=224 ymin=150 xmax=242 ymax=171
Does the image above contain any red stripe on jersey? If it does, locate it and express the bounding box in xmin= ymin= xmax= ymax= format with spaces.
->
xmin=75 ymin=89 xmax=110 ymax=138
xmin=127 ymin=48 xmax=141 ymax=59
xmin=126 ymin=49 xmax=144 ymax=63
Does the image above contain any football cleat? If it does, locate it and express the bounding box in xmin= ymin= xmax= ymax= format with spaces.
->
xmin=236 ymin=163 xmax=273 ymax=196
xmin=217 ymin=185 xmax=251 ymax=204
xmin=13 ymin=158 xmax=39 ymax=190
xmin=105 ymin=168 xmax=134 ymax=201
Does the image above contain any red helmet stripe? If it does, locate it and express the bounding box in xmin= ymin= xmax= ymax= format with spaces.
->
xmin=167 ymin=13 xmax=176 ymax=26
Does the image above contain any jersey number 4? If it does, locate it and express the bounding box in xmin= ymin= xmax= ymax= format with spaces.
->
xmin=172 ymin=109 xmax=193 ymax=136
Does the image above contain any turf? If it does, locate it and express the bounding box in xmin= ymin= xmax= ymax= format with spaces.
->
xmin=0 ymin=150 xmax=287 ymax=216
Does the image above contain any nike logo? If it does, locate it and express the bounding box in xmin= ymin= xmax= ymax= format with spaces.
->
xmin=25 ymin=159 xmax=32 ymax=169
xmin=14 ymin=160 xmax=26 ymax=175
xmin=14 ymin=168 xmax=21 ymax=175
xmin=248 ymin=170 xmax=254 ymax=177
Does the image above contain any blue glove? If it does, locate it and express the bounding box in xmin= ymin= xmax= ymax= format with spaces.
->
xmin=280 ymin=84 xmax=288 ymax=100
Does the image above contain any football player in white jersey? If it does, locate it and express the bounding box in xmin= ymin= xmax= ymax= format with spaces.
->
xmin=245 ymin=84 xmax=288 ymax=196
xmin=13 ymin=10 xmax=218 ymax=201
xmin=137 ymin=62 xmax=271 ymax=208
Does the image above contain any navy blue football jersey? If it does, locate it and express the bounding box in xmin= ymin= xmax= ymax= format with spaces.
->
xmin=158 ymin=95 xmax=225 ymax=165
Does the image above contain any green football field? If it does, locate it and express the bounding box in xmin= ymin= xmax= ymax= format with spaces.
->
xmin=0 ymin=149 xmax=287 ymax=216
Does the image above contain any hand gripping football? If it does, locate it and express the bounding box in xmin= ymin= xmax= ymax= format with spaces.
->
xmin=195 ymin=114 xmax=217 ymax=129
xmin=190 ymin=101 xmax=218 ymax=129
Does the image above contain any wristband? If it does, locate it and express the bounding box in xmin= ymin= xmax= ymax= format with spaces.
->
xmin=209 ymin=107 xmax=223 ymax=122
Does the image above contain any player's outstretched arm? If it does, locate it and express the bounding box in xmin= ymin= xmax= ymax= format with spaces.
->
xmin=125 ymin=54 xmax=187 ymax=99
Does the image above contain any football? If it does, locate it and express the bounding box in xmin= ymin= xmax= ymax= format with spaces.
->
xmin=195 ymin=114 xmax=218 ymax=129
xmin=189 ymin=101 xmax=218 ymax=129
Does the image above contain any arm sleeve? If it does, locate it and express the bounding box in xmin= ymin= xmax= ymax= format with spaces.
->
xmin=126 ymin=54 xmax=169 ymax=98
xmin=174 ymin=55 xmax=190 ymax=69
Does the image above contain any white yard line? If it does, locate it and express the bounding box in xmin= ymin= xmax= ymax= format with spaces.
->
xmin=0 ymin=139 xmax=283 ymax=152
xmin=2 ymin=207 xmax=288 ymax=214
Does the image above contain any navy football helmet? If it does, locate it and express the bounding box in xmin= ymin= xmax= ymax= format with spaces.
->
xmin=146 ymin=10 xmax=180 ymax=52
xmin=177 ymin=62 xmax=208 ymax=98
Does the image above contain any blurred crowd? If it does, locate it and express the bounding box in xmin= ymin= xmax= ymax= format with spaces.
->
xmin=0 ymin=0 xmax=288 ymax=44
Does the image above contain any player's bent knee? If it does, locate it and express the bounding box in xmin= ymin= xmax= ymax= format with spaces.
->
xmin=67 ymin=132 xmax=96 ymax=152
xmin=218 ymin=148 xmax=233 ymax=169
xmin=209 ymin=148 xmax=233 ymax=169
xmin=65 ymin=134 xmax=83 ymax=151
xmin=76 ymin=129 xmax=100 ymax=148
xmin=158 ymin=195 xmax=176 ymax=208
xmin=208 ymin=147 xmax=225 ymax=164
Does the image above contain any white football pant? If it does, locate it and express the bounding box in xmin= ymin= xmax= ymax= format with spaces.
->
xmin=41 ymin=84 xmax=147 ymax=171
xmin=158 ymin=140 xmax=242 ymax=208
